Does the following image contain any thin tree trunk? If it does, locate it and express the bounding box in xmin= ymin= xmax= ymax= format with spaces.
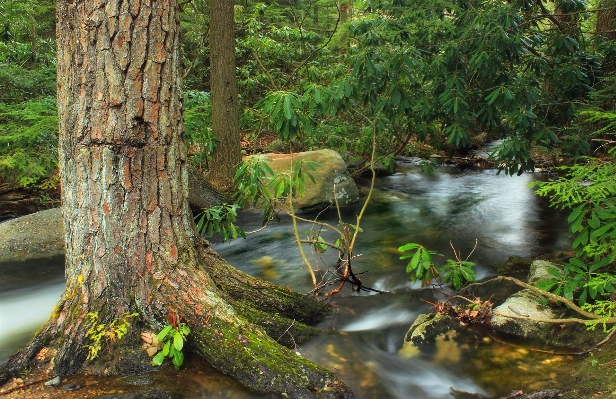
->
xmin=0 ymin=1 xmax=355 ymax=397
xmin=209 ymin=0 xmax=242 ymax=193
xmin=597 ymin=1 xmax=616 ymax=40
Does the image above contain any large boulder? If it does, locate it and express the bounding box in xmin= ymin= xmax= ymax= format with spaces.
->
xmin=252 ymin=149 xmax=359 ymax=211
xmin=0 ymin=207 xmax=64 ymax=263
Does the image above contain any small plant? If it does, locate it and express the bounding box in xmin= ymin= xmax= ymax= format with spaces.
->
xmin=398 ymin=243 xmax=441 ymax=286
xmin=399 ymin=241 xmax=477 ymax=290
xmin=85 ymin=312 xmax=139 ymax=360
xmin=195 ymin=203 xmax=245 ymax=242
xmin=151 ymin=323 xmax=190 ymax=370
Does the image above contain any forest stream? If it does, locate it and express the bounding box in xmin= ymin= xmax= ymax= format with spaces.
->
xmin=0 ymin=161 xmax=582 ymax=399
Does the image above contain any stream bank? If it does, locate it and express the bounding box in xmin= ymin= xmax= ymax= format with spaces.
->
xmin=1 ymin=162 xmax=613 ymax=398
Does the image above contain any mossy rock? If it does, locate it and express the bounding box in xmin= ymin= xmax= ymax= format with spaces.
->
xmin=404 ymin=313 xmax=464 ymax=345
xmin=250 ymin=149 xmax=360 ymax=211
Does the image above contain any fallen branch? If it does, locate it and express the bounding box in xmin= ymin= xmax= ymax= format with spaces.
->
xmin=463 ymin=275 xmax=616 ymax=323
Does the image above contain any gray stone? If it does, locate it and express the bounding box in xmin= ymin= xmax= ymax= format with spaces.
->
xmin=45 ymin=376 xmax=61 ymax=386
xmin=251 ymin=149 xmax=359 ymax=211
xmin=528 ymin=259 xmax=558 ymax=285
xmin=490 ymin=260 xmax=560 ymax=340
xmin=0 ymin=208 xmax=64 ymax=263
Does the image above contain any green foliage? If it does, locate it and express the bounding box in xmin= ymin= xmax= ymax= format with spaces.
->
xmin=399 ymin=243 xmax=441 ymax=286
xmin=184 ymin=90 xmax=218 ymax=167
xmin=535 ymin=258 xmax=616 ymax=305
xmin=85 ymin=312 xmax=139 ymax=361
xmin=151 ymin=323 xmax=190 ymax=370
xmin=583 ymin=300 xmax=616 ymax=333
xmin=341 ymin=0 xmax=606 ymax=174
xmin=532 ymin=160 xmax=616 ymax=259
xmin=0 ymin=0 xmax=58 ymax=186
xmin=0 ymin=63 xmax=56 ymax=103
xmin=442 ymin=258 xmax=476 ymax=291
xmin=195 ymin=204 xmax=245 ymax=243
xmin=256 ymin=91 xmax=311 ymax=141
xmin=233 ymin=155 xmax=319 ymax=224
xmin=399 ymin=242 xmax=477 ymax=290
xmin=0 ymin=96 xmax=58 ymax=186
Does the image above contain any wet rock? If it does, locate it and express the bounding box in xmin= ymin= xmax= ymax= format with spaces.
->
xmin=122 ymin=374 xmax=154 ymax=386
xmin=63 ymin=383 xmax=81 ymax=391
xmin=404 ymin=313 xmax=464 ymax=345
xmin=527 ymin=260 xmax=558 ymax=285
xmin=490 ymin=260 xmax=559 ymax=341
xmin=44 ymin=376 xmax=61 ymax=386
xmin=490 ymin=261 xmax=602 ymax=348
xmin=119 ymin=353 xmax=157 ymax=376
xmin=249 ymin=149 xmax=359 ymax=211
xmin=93 ymin=387 xmax=177 ymax=399
xmin=519 ymin=389 xmax=563 ymax=399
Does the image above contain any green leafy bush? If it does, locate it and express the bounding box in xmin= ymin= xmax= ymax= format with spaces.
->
xmin=195 ymin=203 xmax=245 ymax=242
xmin=184 ymin=90 xmax=218 ymax=168
xmin=0 ymin=96 xmax=58 ymax=186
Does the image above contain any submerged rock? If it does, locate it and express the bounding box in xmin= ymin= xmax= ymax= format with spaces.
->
xmin=403 ymin=313 xmax=464 ymax=345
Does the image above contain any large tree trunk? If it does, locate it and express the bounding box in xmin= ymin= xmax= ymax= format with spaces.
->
xmin=208 ymin=0 xmax=242 ymax=194
xmin=0 ymin=1 xmax=354 ymax=398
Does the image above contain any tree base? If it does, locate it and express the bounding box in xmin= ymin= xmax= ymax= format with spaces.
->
xmin=0 ymin=241 xmax=354 ymax=399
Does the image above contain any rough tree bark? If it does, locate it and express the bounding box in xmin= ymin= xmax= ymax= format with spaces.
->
xmin=0 ymin=1 xmax=354 ymax=398
xmin=208 ymin=0 xmax=242 ymax=194
xmin=597 ymin=1 xmax=616 ymax=40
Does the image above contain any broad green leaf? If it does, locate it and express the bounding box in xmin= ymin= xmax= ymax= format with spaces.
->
xmin=173 ymin=331 xmax=184 ymax=351
xmin=151 ymin=351 xmax=165 ymax=366
xmin=398 ymin=243 xmax=419 ymax=252
xmin=162 ymin=341 xmax=170 ymax=357
xmin=157 ymin=325 xmax=173 ymax=341
xmin=172 ymin=350 xmax=184 ymax=370
xmin=568 ymin=204 xmax=585 ymax=224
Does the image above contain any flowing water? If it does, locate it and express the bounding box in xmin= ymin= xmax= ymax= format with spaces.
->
xmin=0 ymin=162 xmax=579 ymax=398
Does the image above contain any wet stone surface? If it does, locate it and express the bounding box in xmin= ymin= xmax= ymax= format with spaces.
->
xmin=121 ymin=375 xmax=154 ymax=387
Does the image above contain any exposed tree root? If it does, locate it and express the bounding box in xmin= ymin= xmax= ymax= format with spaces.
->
xmin=0 ymin=244 xmax=353 ymax=399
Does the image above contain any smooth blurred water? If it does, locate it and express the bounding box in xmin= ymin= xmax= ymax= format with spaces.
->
xmin=0 ymin=163 xmax=574 ymax=398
